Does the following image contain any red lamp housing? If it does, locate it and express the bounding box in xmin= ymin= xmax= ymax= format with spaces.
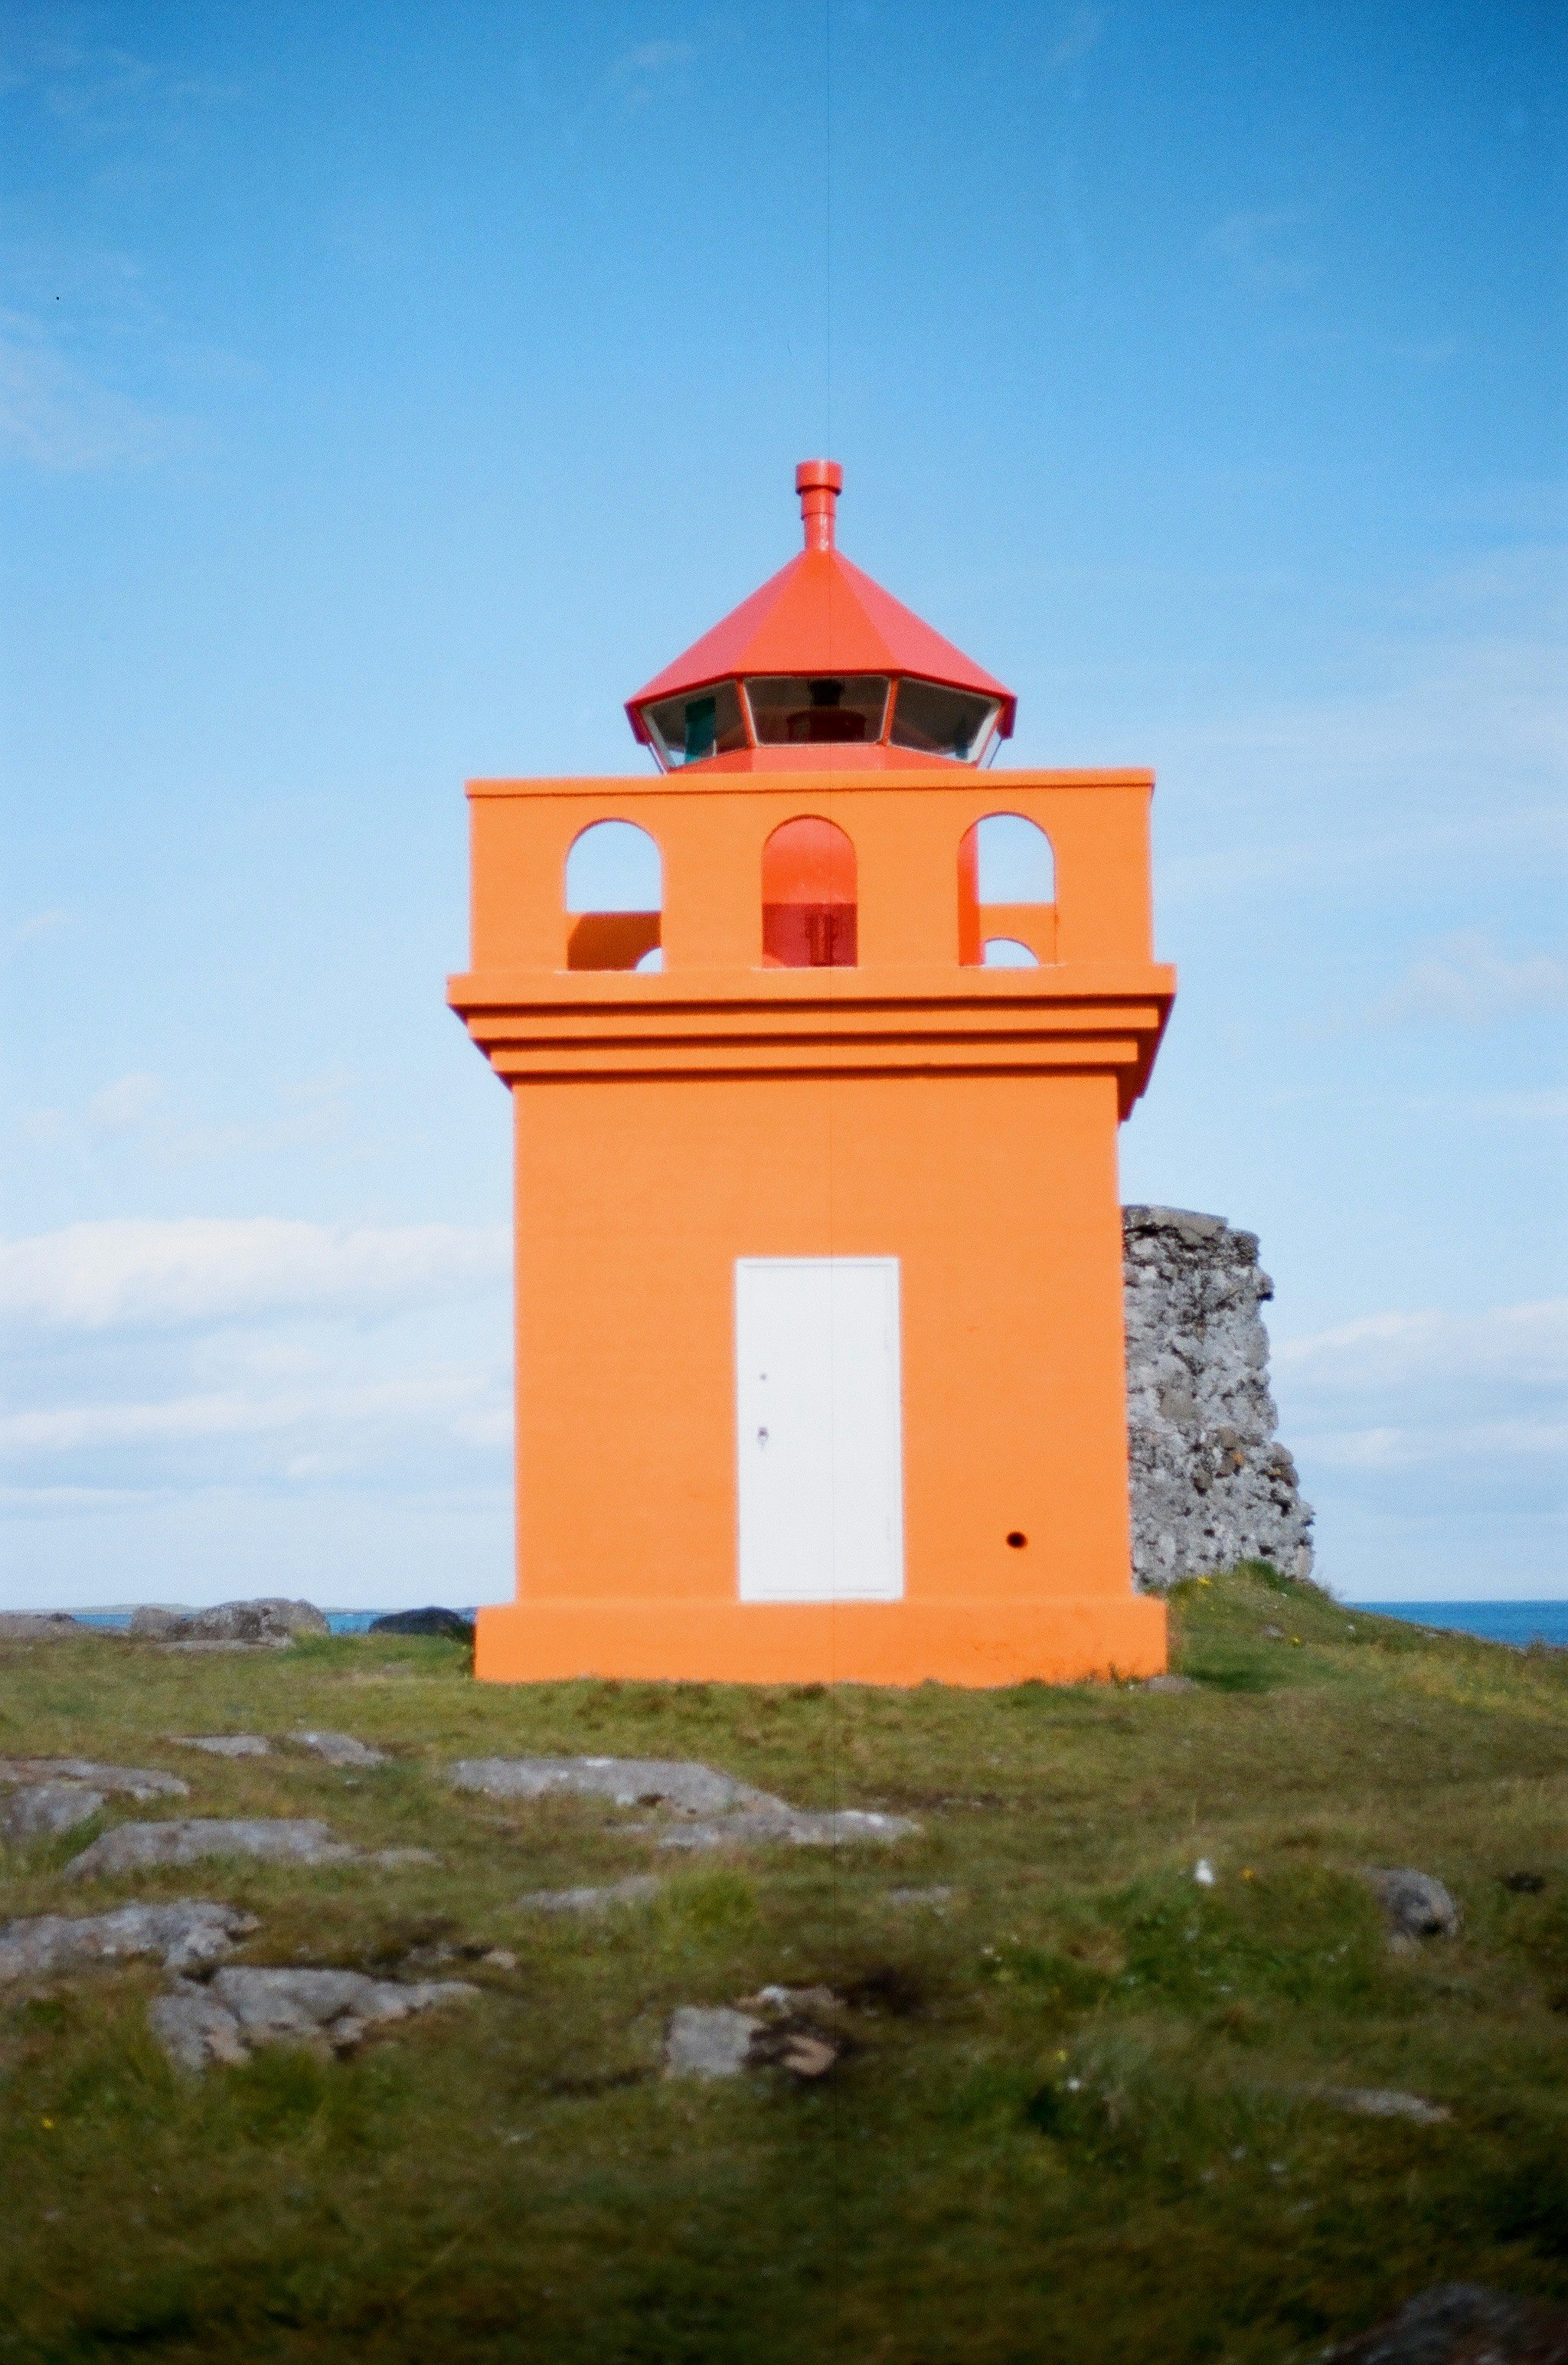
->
xmin=626 ymin=461 xmax=1018 ymax=773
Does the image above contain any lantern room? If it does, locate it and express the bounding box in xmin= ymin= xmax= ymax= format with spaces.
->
xmin=628 ymin=462 xmax=1017 ymax=771
xmin=449 ymin=459 xmax=1175 ymax=1687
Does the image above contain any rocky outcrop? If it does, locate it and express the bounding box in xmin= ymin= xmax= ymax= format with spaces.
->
xmin=152 ymin=1967 xmax=476 ymax=2073
xmin=0 ymin=1614 xmax=88 ymax=1641
xmin=64 ymin=1818 xmax=436 ymax=1879
xmin=368 ymin=1608 xmax=473 ymax=1638
xmin=1124 ymin=1205 xmax=1314 ymax=1592
xmin=0 ymin=1901 xmax=256 ymax=1981
xmin=0 ymin=1759 xmax=187 ymax=1800
xmin=448 ymin=1756 xmax=919 ymax=1850
xmin=130 ymin=1599 xmax=328 ymax=1646
xmin=1325 ymin=2284 xmax=1568 ymax=2364
xmin=66 ymin=1818 xmax=355 ymax=1878
xmin=2 ymin=1784 xmax=105 ymax=1842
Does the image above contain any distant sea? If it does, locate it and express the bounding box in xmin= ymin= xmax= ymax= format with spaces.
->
xmin=68 ymin=1609 xmax=472 ymax=1636
xmin=1354 ymin=1600 xmax=1568 ymax=1649
xmin=59 ymin=1602 xmax=1568 ymax=1648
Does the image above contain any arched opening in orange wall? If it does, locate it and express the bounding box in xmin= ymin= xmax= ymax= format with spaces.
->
xmin=762 ymin=816 xmax=858 ymax=969
xmin=958 ymin=813 xmax=1056 ymax=967
xmin=565 ymin=820 xmax=664 ymax=972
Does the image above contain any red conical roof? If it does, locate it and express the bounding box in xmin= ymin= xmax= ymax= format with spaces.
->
xmin=626 ymin=461 xmax=1016 ymax=750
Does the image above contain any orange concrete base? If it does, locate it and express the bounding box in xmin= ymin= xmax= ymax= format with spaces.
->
xmin=475 ymin=1596 xmax=1167 ymax=1689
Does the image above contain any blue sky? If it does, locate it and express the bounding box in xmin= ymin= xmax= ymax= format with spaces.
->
xmin=2 ymin=0 xmax=1563 ymax=1608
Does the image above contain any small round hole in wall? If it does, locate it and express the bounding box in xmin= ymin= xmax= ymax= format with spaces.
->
xmin=1005 ymin=1530 xmax=1027 ymax=1549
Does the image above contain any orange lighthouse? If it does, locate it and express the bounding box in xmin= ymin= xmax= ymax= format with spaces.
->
xmin=449 ymin=462 xmax=1174 ymax=1686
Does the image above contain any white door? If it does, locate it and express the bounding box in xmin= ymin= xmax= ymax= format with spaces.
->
xmin=734 ymin=1257 xmax=905 ymax=1602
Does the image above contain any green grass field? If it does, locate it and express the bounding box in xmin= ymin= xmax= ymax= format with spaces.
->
xmin=2 ymin=1566 xmax=1565 ymax=2363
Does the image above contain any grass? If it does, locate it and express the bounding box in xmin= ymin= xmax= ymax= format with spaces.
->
xmin=0 ymin=1566 xmax=1564 ymax=2363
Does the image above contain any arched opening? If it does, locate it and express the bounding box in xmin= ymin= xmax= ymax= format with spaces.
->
xmin=564 ymin=820 xmax=663 ymax=972
xmin=761 ymin=816 xmax=858 ymax=969
xmin=958 ymin=813 xmax=1056 ymax=967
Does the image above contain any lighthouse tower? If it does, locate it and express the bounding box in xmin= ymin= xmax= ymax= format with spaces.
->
xmin=449 ymin=462 xmax=1174 ymax=1685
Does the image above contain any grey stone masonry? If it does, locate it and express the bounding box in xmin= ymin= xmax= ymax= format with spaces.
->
xmin=1124 ymin=1205 xmax=1314 ymax=1592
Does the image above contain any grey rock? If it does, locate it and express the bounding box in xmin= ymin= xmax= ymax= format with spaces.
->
xmin=518 ymin=1875 xmax=665 ymax=1913
xmin=1 ymin=1783 xmax=105 ymax=1841
xmin=1123 ymin=1205 xmax=1315 ymax=1590
xmin=292 ymin=1731 xmax=386 ymax=1768
xmin=1361 ymin=1868 xmax=1461 ymax=1941
xmin=655 ymin=1804 xmax=919 ymax=1851
xmin=0 ymin=1759 xmax=188 ymax=1799
xmin=65 ymin=1818 xmax=355 ymax=1878
xmin=18 ymin=1769 xmax=187 ymax=1797
xmin=0 ymin=1900 xmax=256 ymax=1981
xmin=884 ymin=1885 xmax=956 ymax=1909
xmin=1317 ymin=2086 xmax=1452 ymax=2125
xmin=0 ymin=1769 xmax=187 ymax=1835
xmin=368 ymin=1607 xmax=474 ymax=1638
xmin=131 ymin=1599 xmax=328 ymax=1647
xmin=127 ymin=1607 xmax=185 ymax=1639
xmin=1324 ymin=2282 xmax=1568 ymax=2363
xmin=150 ymin=1984 xmax=253 ymax=2072
xmin=152 ymin=1966 xmax=477 ymax=2073
xmin=449 ymin=1756 xmax=766 ymax=1813
xmin=175 ymin=1735 xmax=271 ymax=1758
xmin=1138 ymin=1674 xmax=1198 ymax=1694
xmin=664 ymin=2005 xmax=763 ymax=2079
xmin=214 ymin=1964 xmax=475 ymax=2033
xmin=451 ymin=1756 xmax=918 ymax=1851
xmin=0 ymin=1613 xmax=86 ymax=1641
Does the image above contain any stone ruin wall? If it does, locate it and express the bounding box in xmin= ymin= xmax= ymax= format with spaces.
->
xmin=1123 ymin=1204 xmax=1315 ymax=1593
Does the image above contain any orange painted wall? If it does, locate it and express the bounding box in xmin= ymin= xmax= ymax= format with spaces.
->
xmin=450 ymin=765 xmax=1175 ymax=1687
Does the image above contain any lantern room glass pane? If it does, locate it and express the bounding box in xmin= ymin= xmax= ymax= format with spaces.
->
xmin=745 ymin=676 xmax=890 ymax=746
xmin=889 ymin=679 xmax=999 ymax=762
xmin=641 ymin=680 xmax=748 ymax=766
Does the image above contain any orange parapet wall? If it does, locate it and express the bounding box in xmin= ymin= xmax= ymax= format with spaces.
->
xmin=447 ymin=462 xmax=1174 ymax=1687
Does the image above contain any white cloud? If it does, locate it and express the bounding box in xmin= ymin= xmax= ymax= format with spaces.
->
xmin=8 ymin=909 xmax=68 ymax=952
xmin=0 ymin=315 xmax=173 ymax=472
xmin=1047 ymin=7 xmax=1105 ymax=71
xmin=1207 ymin=208 xmax=1318 ymax=298
xmin=0 ymin=1368 xmax=505 ymax=1456
xmin=1276 ymin=1295 xmax=1568 ymax=1518
xmin=1154 ymin=544 xmax=1568 ymax=906
xmin=1370 ymin=930 xmax=1568 ymax=1027
xmin=614 ymin=38 xmax=695 ymax=76
xmin=1277 ymin=1297 xmax=1568 ymax=1395
xmin=0 ymin=1217 xmax=510 ymax=1332
xmin=1305 ymin=1416 xmax=1568 ymax=1472
xmin=86 ymin=1072 xmax=168 ymax=1132
xmin=3 ymin=26 xmax=242 ymax=131
xmin=0 ymin=1220 xmax=514 ymax=1535
xmin=1401 ymin=1086 xmax=1568 ymax=1123
xmin=14 ymin=1069 xmax=358 ymax=1168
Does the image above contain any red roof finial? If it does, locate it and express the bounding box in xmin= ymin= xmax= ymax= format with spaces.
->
xmin=795 ymin=458 xmax=842 ymax=552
